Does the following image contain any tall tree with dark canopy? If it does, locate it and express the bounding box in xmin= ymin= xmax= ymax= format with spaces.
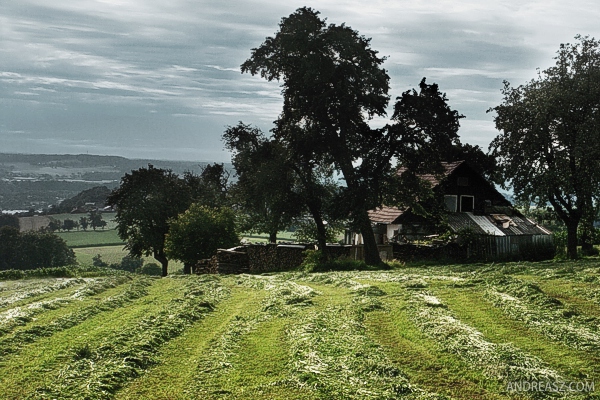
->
xmin=107 ymin=165 xmax=191 ymax=276
xmin=489 ymin=35 xmax=600 ymax=259
xmin=243 ymin=9 xmax=462 ymax=265
xmin=241 ymin=7 xmax=391 ymax=265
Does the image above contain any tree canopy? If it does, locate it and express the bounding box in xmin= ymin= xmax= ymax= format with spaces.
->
xmin=489 ymin=35 xmax=600 ymax=259
xmin=107 ymin=165 xmax=192 ymax=276
xmin=165 ymin=204 xmax=239 ymax=274
xmin=223 ymin=123 xmax=302 ymax=243
xmin=0 ymin=227 xmax=76 ymax=270
xmin=241 ymin=8 xmax=462 ymax=265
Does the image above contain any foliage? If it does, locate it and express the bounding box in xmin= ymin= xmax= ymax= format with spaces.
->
xmin=0 ymin=214 xmax=19 ymax=229
xmin=138 ymin=262 xmax=162 ymax=276
xmin=242 ymin=8 xmax=464 ymax=265
xmin=0 ymin=227 xmax=76 ymax=270
xmin=223 ymin=123 xmax=302 ymax=243
xmin=88 ymin=210 xmax=106 ymax=230
xmin=183 ymin=163 xmax=231 ymax=209
xmin=292 ymin=217 xmax=344 ymax=244
xmin=489 ymin=35 xmax=600 ymax=259
xmin=165 ymin=204 xmax=240 ymax=273
xmin=78 ymin=216 xmax=89 ymax=231
xmin=107 ymin=165 xmax=192 ymax=276
xmin=62 ymin=218 xmax=78 ymax=231
xmin=300 ymin=250 xmax=381 ymax=272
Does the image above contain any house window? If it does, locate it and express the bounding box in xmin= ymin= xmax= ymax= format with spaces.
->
xmin=444 ymin=195 xmax=457 ymax=212
xmin=460 ymin=195 xmax=474 ymax=212
xmin=457 ymin=177 xmax=469 ymax=186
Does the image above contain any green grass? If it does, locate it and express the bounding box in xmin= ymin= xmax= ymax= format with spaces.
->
xmin=0 ymin=263 xmax=599 ymax=399
xmin=73 ymin=245 xmax=184 ymax=274
xmin=56 ymin=228 xmax=123 ymax=247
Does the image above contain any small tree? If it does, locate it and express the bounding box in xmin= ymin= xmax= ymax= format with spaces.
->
xmin=62 ymin=218 xmax=77 ymax=232
xmin=88 ymin=210 xmax=105 ymax=231
xmin=165 ymin=204 xmax=240 ymax=274
xmin=79 ymin=216 xmax=89 ymax=231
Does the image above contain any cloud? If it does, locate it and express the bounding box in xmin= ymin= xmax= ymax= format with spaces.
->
xmin=1 ymin=0 xmax=599 ymax=160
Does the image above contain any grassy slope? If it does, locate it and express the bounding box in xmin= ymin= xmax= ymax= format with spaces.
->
xmin=0 ymin=264 xmax=599 ymax=399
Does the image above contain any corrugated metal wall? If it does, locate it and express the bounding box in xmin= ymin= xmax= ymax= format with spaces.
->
xmin=474 ymin=235 xmax=553 ymax=258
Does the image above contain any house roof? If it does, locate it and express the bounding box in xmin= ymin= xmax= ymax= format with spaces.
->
xmin=368 ymin=206 xmax=406 ymax=224
xmin=397 ymin=160 xmax=464 ymax=187
xmin=369 ymin=161 xmax=468 ymax=225
xmin=446 ymin=213 xmax=552 ymax=236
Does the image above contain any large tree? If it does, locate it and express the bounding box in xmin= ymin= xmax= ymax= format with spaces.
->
xmin=107 ymin=165 xmax=192 ymax=276
xmin=241 ymin=7 xmax=388 ymax=265
xmin=242 ymin=8 xmax=463 ymax=264
xmin=489 ymin=35 xmax=600 ymax=259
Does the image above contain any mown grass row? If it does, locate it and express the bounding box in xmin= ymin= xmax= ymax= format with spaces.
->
xmin=484 ymin=276 xmax=600 ymax=351
xmin=0 ymin=277 xmax=151 ymax=361
xmin=0 ymin=276 xmax=131 ymax=336
xmin=407 ymin=290 xmax=563 ymax=389
xmin=28 ymin=276 xmax=229 ymax=400
xmin=0 ymin=278 xmax=87 ymax=309
xmin=186 ymin=277 xmax=319 ymax=398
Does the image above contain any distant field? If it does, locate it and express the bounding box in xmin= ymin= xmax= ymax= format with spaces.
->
xmin=241 ymin=231 xmax=297 ymax=243
xmin=56 ymin=229 xmax=123 ymax=247
xmin=0 ymin=261 xmax=599 ymax=399
xmin=73 ymin=245 xmax=183 ymax=274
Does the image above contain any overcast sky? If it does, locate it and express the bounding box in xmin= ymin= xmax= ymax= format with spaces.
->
xmin=1 ymin=1 xmax=599 ymax=162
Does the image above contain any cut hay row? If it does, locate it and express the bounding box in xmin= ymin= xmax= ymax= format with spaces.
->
xmin=485 ymin=277 xmax=600 ymax=351
xmin=407 ymin=290 xmax=564 ymax=389
xmin=188 ymin=279 xmax=318 ymax=397
xmin=0 ymin=276 xmax=131 ymax=336
xmin=29 ymin=276 xmax=230 ymax=400
xmin=286 ymin=302 xmax=444 ymax=399
xmin=0 ymin=277 xmax=152 ymax=360
xmin=0 ymin=278 xmax=88 ymax=309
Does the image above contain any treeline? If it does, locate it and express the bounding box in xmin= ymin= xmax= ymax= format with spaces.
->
xmin=0 ymin=227 xmax=76 ymax=270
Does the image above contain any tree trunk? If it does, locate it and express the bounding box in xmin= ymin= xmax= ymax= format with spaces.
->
xmin=355 ymin=208 xmax=383 ymax=266
xmin=565 ymin=220 xmax=579 ymax=260
xmin=307 ymin=201 xmax=329 ymax=260
xmin=336 ymin=154 xmax=383 ymax=267
xmin=269 ymin=231 xmax=277 ymax=244
xmin=183 ymin=262 xmax=192 ymax=275
xmin=154 ymin=250 xmax=169 ymax=277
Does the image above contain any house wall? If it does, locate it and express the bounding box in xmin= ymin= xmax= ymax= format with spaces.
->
xmin=439 ymin=163 xmax=511 ymax=213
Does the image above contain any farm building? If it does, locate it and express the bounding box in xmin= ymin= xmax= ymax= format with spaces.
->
xmin=350 ymin=161 xmax=553 ymax=260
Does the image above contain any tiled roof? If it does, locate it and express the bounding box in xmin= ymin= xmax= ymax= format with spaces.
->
xmin=368 ymin=206 xmax=406 ymax=224
xmin=397 ymin=161 xmax=464 ymax=186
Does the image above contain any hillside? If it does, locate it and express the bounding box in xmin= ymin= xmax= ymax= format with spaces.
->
xmin=0 ymin=153 xmax=232 ymax=211
xmin=0 ymin=262 xmax=598 ymax=399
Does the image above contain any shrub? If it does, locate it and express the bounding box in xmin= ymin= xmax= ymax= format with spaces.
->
xmin=300 ymin=250 xmax=385 ymax=272
xmin=138 ymin=263 xmax=162 ymax=276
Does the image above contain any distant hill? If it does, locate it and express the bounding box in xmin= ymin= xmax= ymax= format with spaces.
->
xmin=0 ymin=153 xmax=232 ymax=211
xmin=52 ymin=186 xmax=112 ymax=214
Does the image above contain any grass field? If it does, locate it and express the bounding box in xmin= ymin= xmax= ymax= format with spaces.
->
xmin=0 ymin=260 xmax=599 ymax=399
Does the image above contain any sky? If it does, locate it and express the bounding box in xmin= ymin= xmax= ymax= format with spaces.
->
xmin=1 ymin=1 xmax=599 ymax=162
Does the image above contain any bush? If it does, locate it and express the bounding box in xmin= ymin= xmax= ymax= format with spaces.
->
xmin=517 ymin=241 xmax=556 ymax=261
xmin=138 ymin=263 xmax=162 ymax=276
xmin=0 ymin=227 xmax=76 ymax=270
xmin=300 ymin=250 xmax=385 ymax=272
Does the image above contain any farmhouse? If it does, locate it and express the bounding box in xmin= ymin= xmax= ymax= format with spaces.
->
xmin=355 ymin=161 xmax=553 ymax=260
